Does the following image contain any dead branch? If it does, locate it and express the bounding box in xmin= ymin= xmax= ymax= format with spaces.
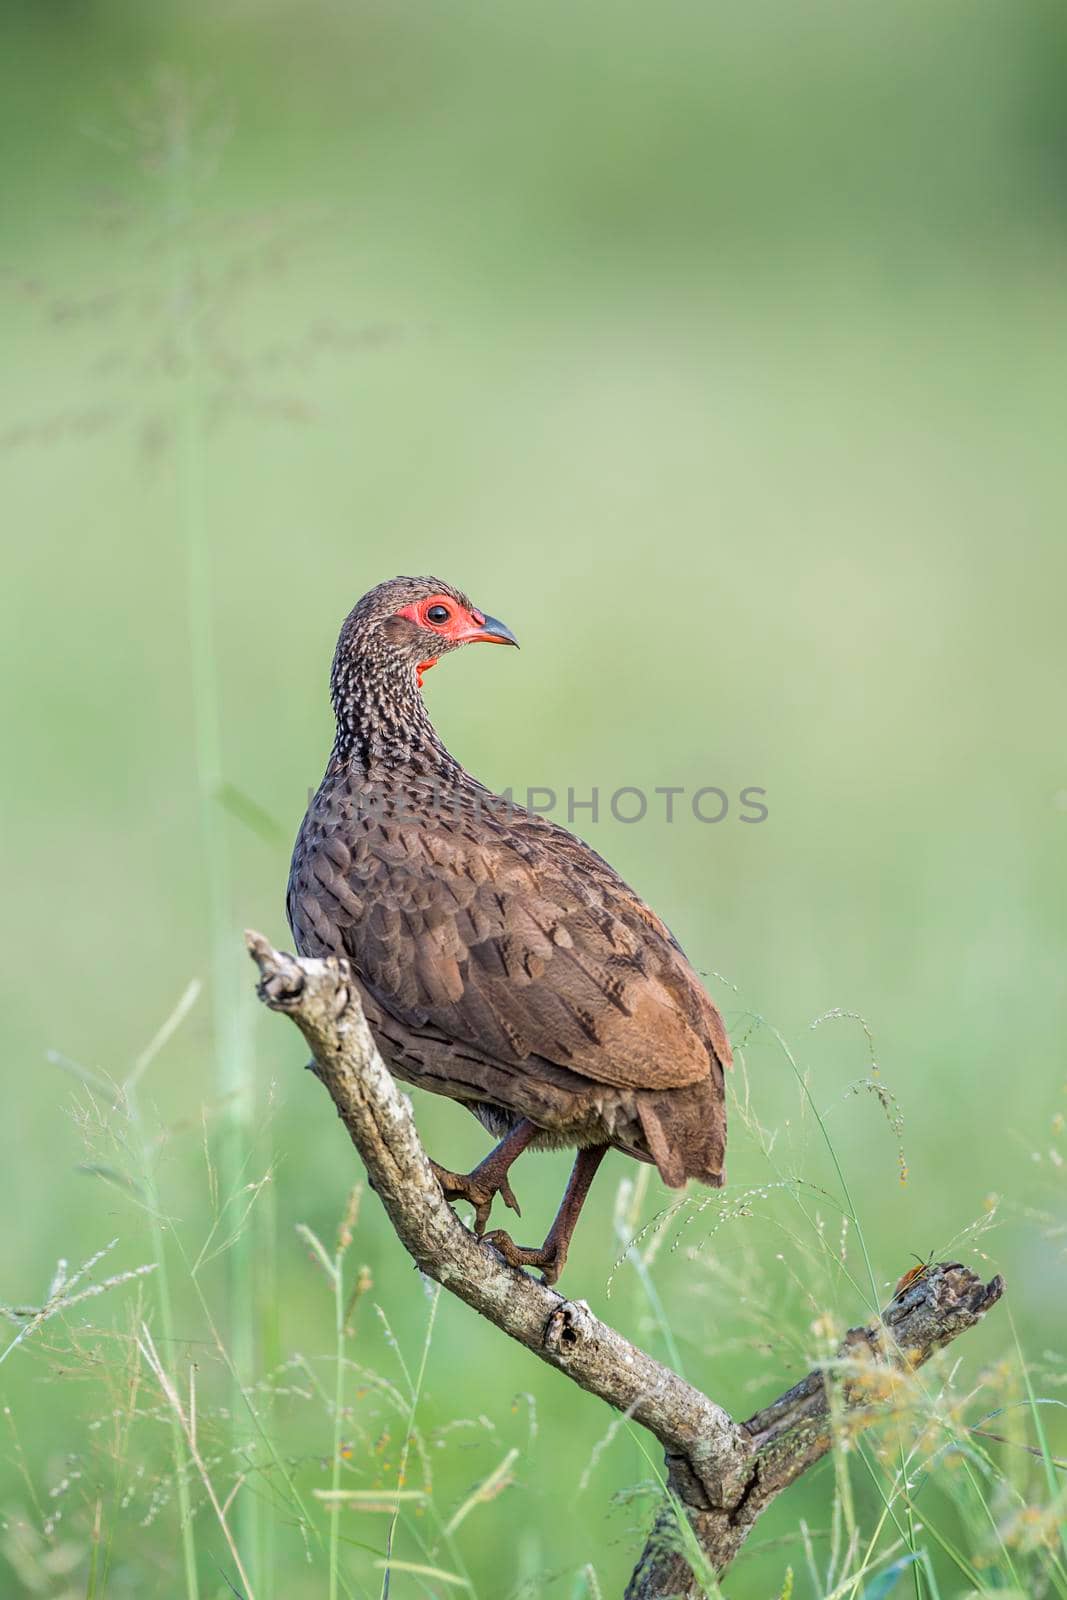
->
xmin=246 ymin=932 xmax=1004 ymax=1598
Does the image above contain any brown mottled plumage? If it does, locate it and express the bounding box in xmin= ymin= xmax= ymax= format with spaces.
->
xmin=288 ymin=576 xmax=731 ymax=1281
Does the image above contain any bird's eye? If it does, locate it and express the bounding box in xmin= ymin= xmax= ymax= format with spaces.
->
xmin=425 ymin=604 xmax=450 ymax=625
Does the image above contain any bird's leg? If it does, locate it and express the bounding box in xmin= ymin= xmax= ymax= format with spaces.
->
xmin=483 ymin=1144 xmax=609 ymax=1286
xmin=430 ymin=1118 xmax=539 ymax=1235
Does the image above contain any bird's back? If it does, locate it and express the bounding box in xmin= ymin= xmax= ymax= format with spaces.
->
xmin=289 ymin=761 xmax=730 ymax=1186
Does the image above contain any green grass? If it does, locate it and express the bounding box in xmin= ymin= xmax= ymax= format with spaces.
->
xmin=6 ymin=977 xmax=1057 ymax=1600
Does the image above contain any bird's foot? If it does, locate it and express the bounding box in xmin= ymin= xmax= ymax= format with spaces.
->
xmin=430 ymin=1159 xmax=521 ymax=1236
xmin=482 ymin=1228 xmax=567 ymax=1287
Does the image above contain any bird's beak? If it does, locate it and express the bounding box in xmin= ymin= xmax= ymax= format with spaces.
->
xmin=460 ymin=612 xmax=519 ymax=648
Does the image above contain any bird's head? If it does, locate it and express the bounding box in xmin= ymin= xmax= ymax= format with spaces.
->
xmin=336 ymin=575 xmax=519 ymax=696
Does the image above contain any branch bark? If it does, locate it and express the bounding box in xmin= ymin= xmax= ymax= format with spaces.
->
xmin=246 ymin=933 xmax=1004 ymax=1598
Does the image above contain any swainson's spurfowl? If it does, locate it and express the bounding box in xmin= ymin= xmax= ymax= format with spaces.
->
xmin=288 ymin=576 xmax=731 ymax=1282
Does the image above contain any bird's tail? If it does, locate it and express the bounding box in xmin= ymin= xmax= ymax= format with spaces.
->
xmin=637 ymin=1076 xmax=726 ymax=1189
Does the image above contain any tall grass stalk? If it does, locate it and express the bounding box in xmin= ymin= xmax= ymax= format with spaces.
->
xmin=1009 ymin=1306 xmax=1067 ymax=1564
xmin=258 ymin=1112 xmax=281 ymax=1600
xmin=161 ymin=80 xmax=259 ymax=1586
xmin=180 ymin=1241 xmax=320 ymax=1546
xmin=138 ymin=1323 xmax=257 ymax=1599
xmin=329 ymin=1253 xmax=346 ymax=1600
xmin=768 ymin=1022 xmax=925 ymax=1597
xmin=613 ymin=1167 xmax=688 ymax=1380
xmin=318 ymin=1189 xmax=361 ymax=1600
xmin=379 ymin=1285 xmax=442 ymax=1600
xmin=123 ymin=982 xmax=204 ymax=1600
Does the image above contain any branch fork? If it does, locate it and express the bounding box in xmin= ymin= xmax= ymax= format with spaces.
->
xmin=246 ymin=932 xmax=1004 ymax=1598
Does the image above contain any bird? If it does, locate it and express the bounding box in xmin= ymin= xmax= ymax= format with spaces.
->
xmin=288 ymin=576 xmax=731 ymax=1283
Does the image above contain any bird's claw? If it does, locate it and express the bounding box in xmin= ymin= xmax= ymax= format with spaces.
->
xmin=482 ymin=1227 xmax=566 ymax=1287
xmin=430 ymin=1161 xmax=522 ymax=1236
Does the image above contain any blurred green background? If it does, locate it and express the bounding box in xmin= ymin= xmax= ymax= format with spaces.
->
xmin=2 ymin=1 xmax=1066 ymax=1596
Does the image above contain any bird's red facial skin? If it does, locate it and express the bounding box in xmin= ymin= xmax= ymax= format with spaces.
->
xmin=416 ymin=658 xmax=438 ymax=689
xmin=395 ymin=597 xmax=498 ymax=645
xmin=395 ymin=596 xmax=484 ymax=640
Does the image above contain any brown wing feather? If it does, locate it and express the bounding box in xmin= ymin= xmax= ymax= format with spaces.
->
xmin=293 ymin=801 xmax=729 ymax=1092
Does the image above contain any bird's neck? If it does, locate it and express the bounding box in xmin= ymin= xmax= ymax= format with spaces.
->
xmin=330 ymin=645 xmax=461 ymax=782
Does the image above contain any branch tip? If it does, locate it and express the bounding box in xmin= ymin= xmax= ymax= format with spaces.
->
xmin=244 ymin=930 xmax=306 ymax=1009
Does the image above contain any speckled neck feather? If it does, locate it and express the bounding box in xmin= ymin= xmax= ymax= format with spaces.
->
xmin=330 ymin=626 xmax=461 ymax=781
